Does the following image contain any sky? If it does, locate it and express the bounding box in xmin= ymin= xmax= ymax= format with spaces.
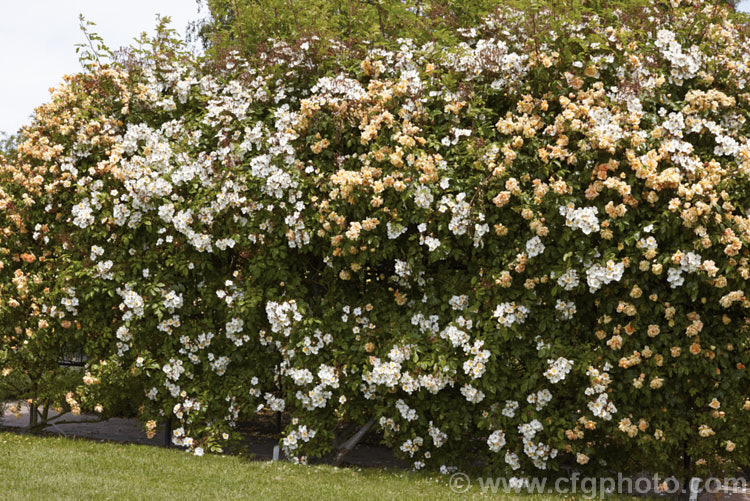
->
xmin=0 ymin=0 xmax=203 ymax=135
xmin=1 ymin=1 xmax=749 ymax=135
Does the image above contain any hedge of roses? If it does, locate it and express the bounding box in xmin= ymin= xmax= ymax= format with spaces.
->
xmin=1 ymin=0 xmax=750 ymax=480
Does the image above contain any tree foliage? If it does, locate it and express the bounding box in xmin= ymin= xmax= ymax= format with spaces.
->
xmin=191 ymin=0 xmax=507 ymax=56
xmin=0 ymin=132 xmax=18 ymax=158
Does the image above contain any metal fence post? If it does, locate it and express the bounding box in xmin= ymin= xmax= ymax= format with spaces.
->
xmin=164 ymin=415 xmax=172 ymax=448
xmin=28 ymin=402 xmax=37 ymax=429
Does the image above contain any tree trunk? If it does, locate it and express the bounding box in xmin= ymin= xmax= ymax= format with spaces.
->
xmin=333 ymin=418 xmax=375 ymax=466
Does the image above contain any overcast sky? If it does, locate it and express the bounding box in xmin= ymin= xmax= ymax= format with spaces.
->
xmin=0 ymin=0 xmax=203 ymax=135
xmin=1 ymin=1 xmax=749 ymax=135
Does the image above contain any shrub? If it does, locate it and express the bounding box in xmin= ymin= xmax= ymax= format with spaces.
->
xmin=1 ymin=0 xmax=749 ymax=480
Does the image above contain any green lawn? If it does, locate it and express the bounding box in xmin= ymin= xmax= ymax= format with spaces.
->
xmin=0 ymin=432 xmax=638 ymax=500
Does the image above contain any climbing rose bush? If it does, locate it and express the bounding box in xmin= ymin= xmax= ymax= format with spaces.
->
xmin=1 ymin=0 xmax=749 ymax=479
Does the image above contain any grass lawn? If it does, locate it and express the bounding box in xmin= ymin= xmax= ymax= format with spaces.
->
xmin=0 ymin=431 xmax=640 ymax=500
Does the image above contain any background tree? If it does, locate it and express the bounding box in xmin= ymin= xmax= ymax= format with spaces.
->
xmin=189 ymin=0 xmax=504 ymax=57
xmin=0 ymin=132 xmax=17 ymax=159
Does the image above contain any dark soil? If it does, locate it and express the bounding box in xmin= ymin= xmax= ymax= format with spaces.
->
xmin=1 ymin=401 xmax=406 ymax=469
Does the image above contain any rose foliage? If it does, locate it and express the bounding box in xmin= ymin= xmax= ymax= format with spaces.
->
xmin=1 ymin=0 xmax=749 ymax=480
